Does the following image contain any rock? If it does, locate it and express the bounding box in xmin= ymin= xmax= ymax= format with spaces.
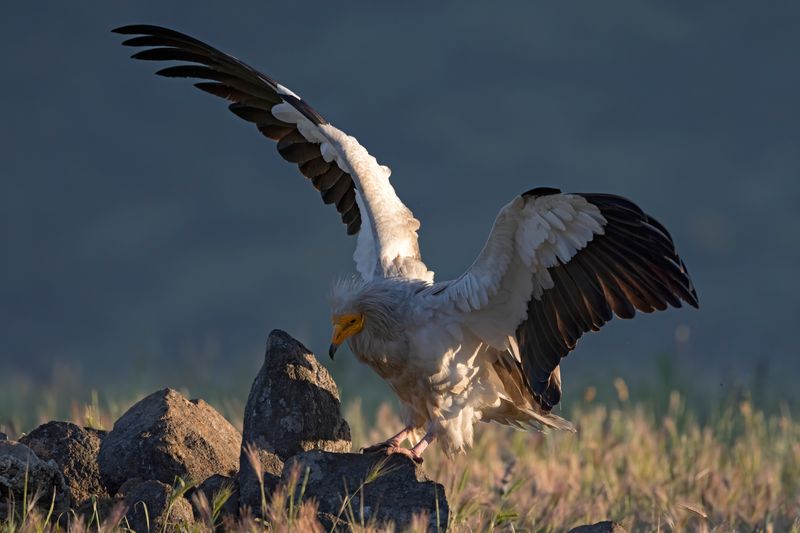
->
xmin=188 ymin=474 xmax=239 ymax=525
xmin=20 ymin=421 xmax=107 ymax=506
xmin=0 ymin=432 xmax=6 ymax=441
xmin=238 ymin=330 xmax=351 ymax=512
xmin=0 ymin=440 xmax=68 ymax=511
xmin=98 ymin=388 xmax=241 ymax=494
xmin=568 ymin=521 xmax=626 ymax=532
xmin=115 ymin=477 xmax=146 ymax=498
xmin=283 ymin=451 xmax=449 ymax=532
xmin=65 ymin=496 xmax=126 ymax=531
xmin=123 ymin=480 xmax=194 ymax=532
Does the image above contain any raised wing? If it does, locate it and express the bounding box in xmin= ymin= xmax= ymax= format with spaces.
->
xmin=114 ymin=25 xmax=431 ymax=282
xmin=422 ymin=187 xmax=698 ymax=409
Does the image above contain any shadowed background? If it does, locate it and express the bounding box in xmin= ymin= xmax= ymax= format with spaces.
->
xmin=2 ymin=2 xmax=798 ymax=423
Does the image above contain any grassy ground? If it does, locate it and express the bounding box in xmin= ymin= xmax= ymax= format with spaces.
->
xmin=2 ymin=384 xmax=800 ymax=532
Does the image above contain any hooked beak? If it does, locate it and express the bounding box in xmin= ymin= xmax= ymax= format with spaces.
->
xmin=328 ymin=315 xmax=363 ymax=360
xmin=329 ymin=323 xmax=345 ymax=360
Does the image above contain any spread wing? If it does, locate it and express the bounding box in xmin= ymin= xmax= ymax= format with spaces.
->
xmin=421 ymin=187 xmax=698 ymax=409
xmin=114 ymin=25 xmax=432 ymax=282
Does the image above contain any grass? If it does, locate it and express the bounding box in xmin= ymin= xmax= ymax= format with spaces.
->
xmin=348 ymin=392 xmax=800 ymax=532
xmin=2 ymin=382 xmax=800 ymax=532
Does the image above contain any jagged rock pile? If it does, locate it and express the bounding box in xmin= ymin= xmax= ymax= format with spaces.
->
xmin=0 ymin=330 xmax=449 ymax=531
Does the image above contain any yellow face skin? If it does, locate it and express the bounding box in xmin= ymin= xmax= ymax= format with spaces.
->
xmin=328 ymin=313 xmax=364 ymax=359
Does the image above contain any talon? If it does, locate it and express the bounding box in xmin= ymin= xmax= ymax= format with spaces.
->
xmin=385 ymin=446 xmax=423 ymax=464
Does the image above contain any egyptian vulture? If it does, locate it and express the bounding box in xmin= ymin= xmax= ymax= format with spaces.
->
xmin=114 ymin=25 xmax=699 ymax=462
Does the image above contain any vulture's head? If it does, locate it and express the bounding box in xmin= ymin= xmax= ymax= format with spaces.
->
xmin=327 ymin=277 xmax=402 ymax=359
xmin=328 ymin=277 xmax=367 ymax=359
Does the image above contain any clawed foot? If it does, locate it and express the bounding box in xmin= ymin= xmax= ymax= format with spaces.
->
xmin=385 ymin=446 xmax=424 ymax=464
xmin=360 ymin=442 xmax=423 ymax=464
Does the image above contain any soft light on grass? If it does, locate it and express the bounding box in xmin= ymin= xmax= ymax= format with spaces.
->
xmin=3 ymin=386 xmax=800 ymax=532
xmin=346 ymin=390 xmax=800 ymax=532
xmin=428 ymin=394 xmax=798 ymax=531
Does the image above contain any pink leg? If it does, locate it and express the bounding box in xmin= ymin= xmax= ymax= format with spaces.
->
xmin=409 ymin=432 xmax=435 ymax=460
xmin=361 ymin=426 xmax=414 ymax=453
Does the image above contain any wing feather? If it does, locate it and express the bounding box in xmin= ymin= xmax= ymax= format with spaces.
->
xmin=423 ymin=189 xmax=698 ymax=410
xmin=114 ymin=24 xmax=430 ymax=280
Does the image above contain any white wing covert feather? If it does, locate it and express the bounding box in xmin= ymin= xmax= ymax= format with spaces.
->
xmin=320 ymin=125 xmax=433 ymax=282
xmin=423 ymin=192 xmax=606 ymax=348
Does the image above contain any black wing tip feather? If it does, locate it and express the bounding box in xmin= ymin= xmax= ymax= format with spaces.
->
xmin=112 ymin=25 xmax=196 ymax=43
xmin=522 ymin=187 xmax=561 ymax=199
xmin=579 ymin=192 xmax=699 ymax=308
xmin=116 ymin=24 xmax=329 ymax=128
xmin=113 ymin=23 xmax=359 ymax=236
xmin=113 ymin=24 xmax=189 ymax=38
xmin=111 ymin=25 xmax=141 ymax=34
xmin=112 ymin=24 xmax=157 ymax=34
xmin=518 ymin=191 xmax=699 ymax=409
xmin=539 ymin=381 xmax=561 ymax=411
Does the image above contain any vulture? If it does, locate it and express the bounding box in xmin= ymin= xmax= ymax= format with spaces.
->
xmin=114 ymin=25 xmax=698 ymax=462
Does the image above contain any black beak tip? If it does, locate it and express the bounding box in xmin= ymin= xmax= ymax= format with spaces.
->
xmin=328 ymin=344 xmax=337 ymax=360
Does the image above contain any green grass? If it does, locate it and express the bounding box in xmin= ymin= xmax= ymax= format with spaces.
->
xmin=3 ymin=382 xmax=800 ymax=532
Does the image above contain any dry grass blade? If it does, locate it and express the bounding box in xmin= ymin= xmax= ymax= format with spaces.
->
xmin=3 ymin=390 xmax=800 ymax=531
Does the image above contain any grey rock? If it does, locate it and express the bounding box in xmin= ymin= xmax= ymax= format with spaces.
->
xmin=20 ymin=421 xmax=107 ymax=506
xmin=0 ymin=440 xmax=69 ymax=512
xmin=64 ymin=496 xmax=126 ymax=531
xmin=237 ymin=444 xmax=284 ymax=513
xmin=283 ymin=451 xmax=449 ymax=532
xmin=123 ymin=480 xmax=194 ymax=533
xmin=568 ymin=521 xmax=626 ymax=533
xmin=238 ymin=330 xmax=351 ymax=512
xmin=115 ymin=477 xmax=145 ymax=498
xmin=188 ymin=474 xmax=239 ymax=526
xmin=99 ymin=388 xmax=241 ymax=494
xmin=0 ymin=432 xmax=6 ymax=441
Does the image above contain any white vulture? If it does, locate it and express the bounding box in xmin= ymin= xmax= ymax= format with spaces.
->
xmin=114 ymin=25 xmax=699 ymax=462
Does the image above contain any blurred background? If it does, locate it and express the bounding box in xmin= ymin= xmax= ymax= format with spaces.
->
xmin=2 ymin=2 xmax=798 ymax=429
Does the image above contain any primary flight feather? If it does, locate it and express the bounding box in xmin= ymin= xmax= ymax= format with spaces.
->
xmin=114 ymin=25 xmax=698 ymax=462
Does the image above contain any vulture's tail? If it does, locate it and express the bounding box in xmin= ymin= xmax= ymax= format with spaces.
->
xmin=527 ymin=409 xmax=576 ymax=432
